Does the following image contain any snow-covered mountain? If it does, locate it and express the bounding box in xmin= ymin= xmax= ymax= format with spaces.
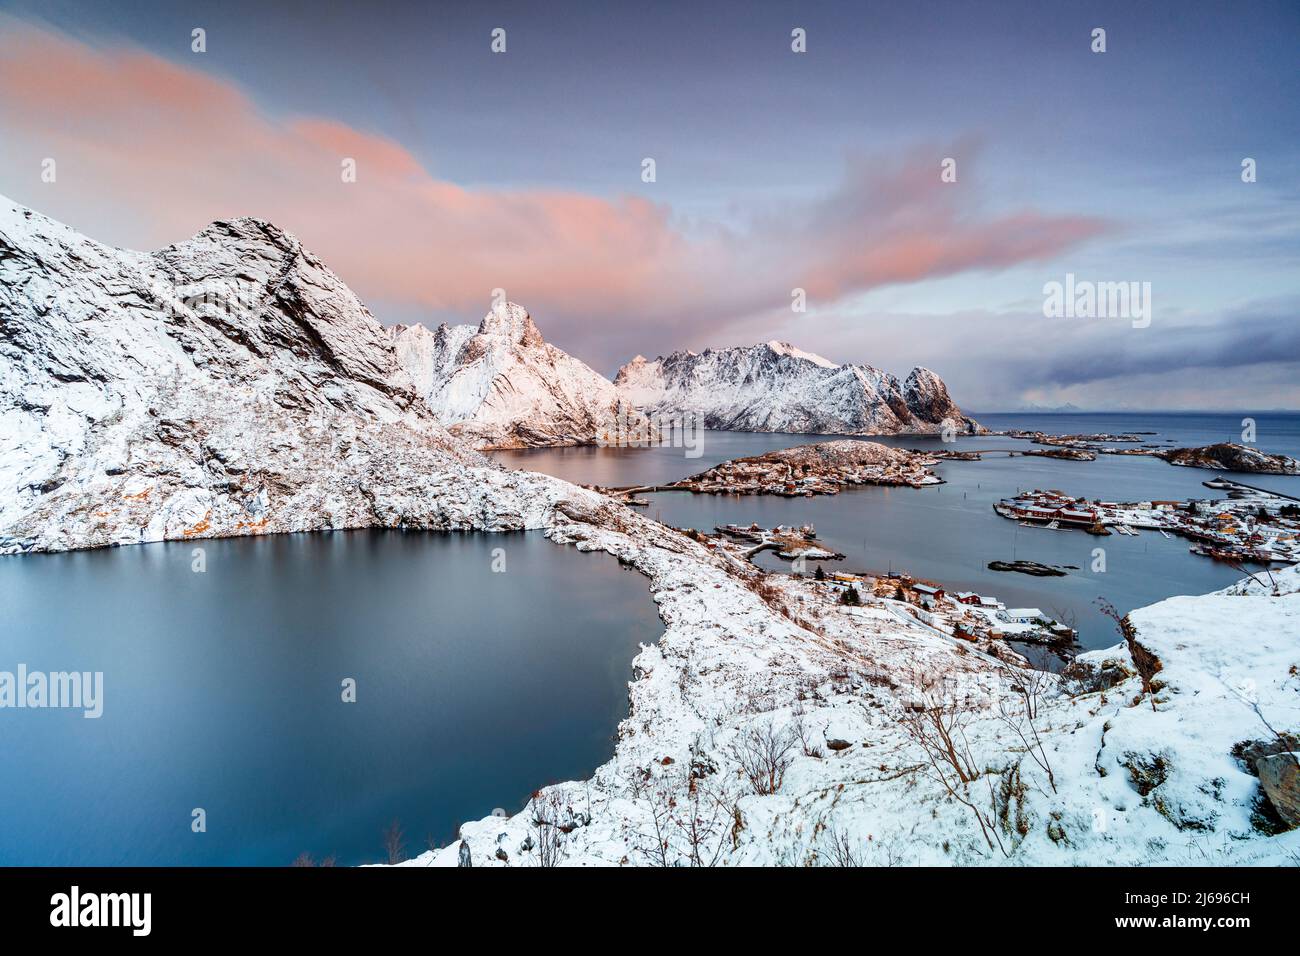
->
xmin=393 ymin=303 xmax=654 ymax=449
xmin=0 ymin=196 xmax=571 ymax=553
xmin=615 ymin=342 xmax=982 ymax=436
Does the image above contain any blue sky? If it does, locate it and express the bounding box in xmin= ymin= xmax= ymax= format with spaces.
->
xmin=1 ymin=0 xmax=1297 ymax=409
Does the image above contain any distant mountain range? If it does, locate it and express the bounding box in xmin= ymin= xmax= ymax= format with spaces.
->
xmin=390 ymin=313 xmax=982 ymax=447
xmin=615 ymin=343 xmax=981 ymax=437
xmin=1000 ymin=403 xmax=1086 ymax=414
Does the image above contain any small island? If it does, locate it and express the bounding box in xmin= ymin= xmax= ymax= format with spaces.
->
xmin=604 ymin=440 xmax=943 ymax=499
xmin=1155 ymin=442 xmax=1300 ymax=475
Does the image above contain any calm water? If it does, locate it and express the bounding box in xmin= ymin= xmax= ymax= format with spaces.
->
xmin=0 ymin=530 xmax=661 ymax=866
xmin=496 ymin=413 xmax=1300 ymax=654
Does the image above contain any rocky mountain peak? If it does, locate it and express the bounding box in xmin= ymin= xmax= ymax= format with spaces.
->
xmin=477 ymin=301 xmax=545 ymax=348
xmin=764 ymin=340 xmax=838 ymax=368
xmin=393 ymin=301 xmax=653 ymax=449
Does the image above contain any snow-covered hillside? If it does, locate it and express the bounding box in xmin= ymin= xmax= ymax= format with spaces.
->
xmin=409 ymin=551 xmax=1300 ymax=867
xmin=615 ymin=342 xmax=983 ymax=436
xmin=393 ymin=303 xmax=654 ymax=449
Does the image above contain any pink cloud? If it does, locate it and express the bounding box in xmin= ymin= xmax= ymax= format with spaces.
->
xmin=0 ymin=19 xmax=1107 ymax=367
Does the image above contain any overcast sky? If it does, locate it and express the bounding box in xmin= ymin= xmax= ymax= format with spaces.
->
xmin=1 ymin=0 xmax=1296 ymax=410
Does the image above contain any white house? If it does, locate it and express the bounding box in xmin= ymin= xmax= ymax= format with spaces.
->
xmin=997 ymin=608 xmax=1043 ymax=624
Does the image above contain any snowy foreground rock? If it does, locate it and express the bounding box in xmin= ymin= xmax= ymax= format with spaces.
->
xmin=615 ymin=342 xmax=983 ymax=437
xmin=392 ymin=303 xmax=654 ymax=449
xmin=3 ymin=197 xmax=1295 ymax=866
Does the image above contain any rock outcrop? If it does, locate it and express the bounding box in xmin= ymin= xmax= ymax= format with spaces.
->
xmin=1156 ymin=442 xmax=1300 ymax=475
xmin=1256 ymin=753 xmax=1300 ymax=828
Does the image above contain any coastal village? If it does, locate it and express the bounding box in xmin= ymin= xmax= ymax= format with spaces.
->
xmin=694 ymin=522 xmax=1079 ymax=653
xmin=995 ymin=481 xmax=1300 ymax=565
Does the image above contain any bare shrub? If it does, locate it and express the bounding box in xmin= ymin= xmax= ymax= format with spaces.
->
xmin=816 ymin=825 xmax=903 ymax=866
xmin=897 ymin=684 xmax=1011 ymax=858
xmin=382 ymin=819 xmax=406 ymax=865
xmin=528 ymin=790 xmax=571 ymax=868
xmin=1224 ymin=557 xmax=1277 ymax=594
xmin=626 ymin=769 xmax=676 ymax=867
xmin=790 ymin=711 xmax=823 ymax=758
xmin=900 ymin=694 xmax=980 ymax=784
xmin=734 ymin=719 xmax=798 ymax=795
xmin=996 ymin=666 xmax=1058 ymax=793
xmin=747 ymin=575 xmax=797 ymax=622
xmin=820 ymin=826 xmax=862 ymax=866
xmin=671 ymin=775 xmax=735 ymax=867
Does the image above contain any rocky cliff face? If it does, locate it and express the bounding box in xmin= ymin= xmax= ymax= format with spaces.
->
xmin=0 ymin=196 xmax=573 ymax=554
xmin=393 ymin=303 xmax=654 ymax=449
xmin=614 ymin=342 xmax=981 ymax=436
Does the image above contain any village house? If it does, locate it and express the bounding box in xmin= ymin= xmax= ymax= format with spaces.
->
xmin=913 ymin=583 xmax=944 ymax=601
xmin=998 ymin=607 xmax=1044 ymax=625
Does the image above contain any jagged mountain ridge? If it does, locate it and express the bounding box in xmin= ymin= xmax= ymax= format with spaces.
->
xmin=392 ymin=303 xmax=653 ymax=449
xmin=0 ymin=196 xmax=570 ymax=553
xmin=615 ymin=342 xmax=982 ymax=436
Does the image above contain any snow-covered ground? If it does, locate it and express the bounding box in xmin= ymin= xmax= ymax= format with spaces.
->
xmin=401 ymin=518 xmax=1300 ymax=866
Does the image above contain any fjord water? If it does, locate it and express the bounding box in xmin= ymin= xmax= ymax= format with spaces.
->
xmin=496 ymin=413 xmax=1300 ymax=655
xmin=0 ymin=531 xmax=661 ymax=866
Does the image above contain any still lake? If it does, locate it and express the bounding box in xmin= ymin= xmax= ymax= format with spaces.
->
xmin=495 ymin=413 xmax=1300 ymax=658
xmin=0 ymin=530 xmax=661 ymax=866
